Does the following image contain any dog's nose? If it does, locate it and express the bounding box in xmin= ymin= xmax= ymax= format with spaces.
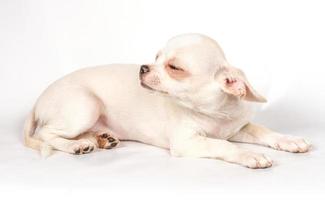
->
xmin=140 ymin=65 xmax=150 ymax=74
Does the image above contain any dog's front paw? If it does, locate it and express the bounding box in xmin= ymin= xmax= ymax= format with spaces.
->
xmin=96 ymin=133 xmax=120 ymax=149
xmin=237 ymin=151 xmax=273 ymax=169
xmin=71 ymin=140 xmax=95 ymax=155
xmin=270 ymin=136 xmax=310 ymax=153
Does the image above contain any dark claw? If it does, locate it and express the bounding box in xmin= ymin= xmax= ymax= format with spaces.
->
xmin=84 ymin=146 xmax=89 ymax=151
xmin=108 ymin=137 xmax=115 ymax=142
xmin=89 ymin=146 xmax=94 ymax=152
xmin=110 ymin=142 xmax=117 ymax=147
xmin=101 ymin=133 xmax=108 ymax=138
xmin=75 ymin=149 xmax=81 ymax=154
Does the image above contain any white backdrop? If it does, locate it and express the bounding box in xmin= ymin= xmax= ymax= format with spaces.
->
xmin=1 ymin=0 xmax=324 ymax=199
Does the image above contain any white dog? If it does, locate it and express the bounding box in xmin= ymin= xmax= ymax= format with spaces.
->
xmin=24 ymin=33 xmax=310 ymax=168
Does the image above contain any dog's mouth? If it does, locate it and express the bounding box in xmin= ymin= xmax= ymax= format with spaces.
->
xmin=140 ymin=81 xmax=168 ymax=94
xmin=140 ymin=81 xmax=155 ymax=91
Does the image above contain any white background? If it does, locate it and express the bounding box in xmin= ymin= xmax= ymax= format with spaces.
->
xmin=0 ymin=0 xmax=324 ymax=199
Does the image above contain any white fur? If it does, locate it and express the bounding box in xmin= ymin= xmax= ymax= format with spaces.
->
xmin=24 ymin=33 xmax=310 ymax=168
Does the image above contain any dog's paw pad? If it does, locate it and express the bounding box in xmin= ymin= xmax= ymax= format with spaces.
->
xmin=72 ymin=141 xmax=95 ymax=155
xmin=97 ymin=133 xmax=120 ymax=149
xmin=271 ymin=136 xmax=311 ymax=153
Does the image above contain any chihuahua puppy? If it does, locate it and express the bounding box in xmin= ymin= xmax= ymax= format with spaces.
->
xmin=24 ymin=33 xmax=310 ymax=168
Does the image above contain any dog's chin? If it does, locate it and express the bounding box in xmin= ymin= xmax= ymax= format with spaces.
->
xmin=140 ymin=81 xmax=168 ymax=94
xmin=141 ymin=81 xmax=155 ymax=91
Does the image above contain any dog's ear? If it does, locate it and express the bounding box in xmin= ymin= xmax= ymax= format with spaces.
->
xmin=215 ymin=67 xmax=267 ymax=103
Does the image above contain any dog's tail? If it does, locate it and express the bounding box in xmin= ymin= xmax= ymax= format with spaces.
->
xmin=23 ymin=110 xmax=41 ymax=150
xmin=23 ymin=110 xmax=53 ymax=157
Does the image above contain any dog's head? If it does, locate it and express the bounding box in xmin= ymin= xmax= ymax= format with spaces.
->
xmin=140 ymin=33 xmax=266 ymax=111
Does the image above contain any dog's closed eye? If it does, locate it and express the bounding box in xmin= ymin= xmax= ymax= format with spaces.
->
xmin=168 ymin=64 xmax=184 ymax=71
xmin=165 ymin=63 xmax=190 ymax=80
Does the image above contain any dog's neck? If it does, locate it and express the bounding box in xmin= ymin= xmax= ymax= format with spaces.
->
xmin=167 ymin=92 xmax=245 ymax=120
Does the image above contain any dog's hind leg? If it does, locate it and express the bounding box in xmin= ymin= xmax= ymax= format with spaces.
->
xmin=38 ymin=127 xmax=96 ymax=155
xmin=35 ymin=86 xmax=103 ymax=155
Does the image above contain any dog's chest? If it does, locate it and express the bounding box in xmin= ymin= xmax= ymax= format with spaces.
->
xmin=198 ymin=104 xmax=252 ymax=139
xmin=207 ymin=118 xmax=248 ymax=139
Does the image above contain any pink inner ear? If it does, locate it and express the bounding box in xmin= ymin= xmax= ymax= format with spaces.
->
xmin=223 ymin=78 xmax=246 ymax=98
xmin=216 ymin=67 xmax=267 ymax=102
xmin=226 ymin=78 xmax=237 ymax=84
